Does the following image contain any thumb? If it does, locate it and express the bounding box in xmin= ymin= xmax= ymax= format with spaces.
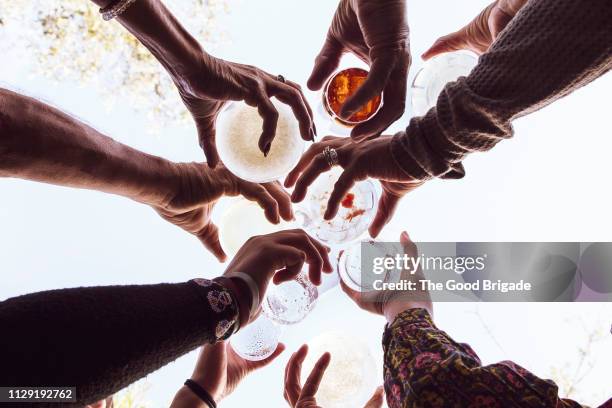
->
xmin=363 ymin=386 xmax=384 ymax=408
xmin=198 ymin=222 xmax=227 ymax=262
xmin=421 ymin=31 xmax=467 ymax=60
xmin=195 ymin=118 xmax=221 ymax=169
xmin=368 ymin=191 xmax=401 ymax=238
xmin=307 ymin=35 xmax=343 ymax=91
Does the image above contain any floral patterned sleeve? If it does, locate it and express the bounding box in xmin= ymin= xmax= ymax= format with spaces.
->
xmin=382 ymin=309 xmax=584 ymax=408
xmin=0 ymin=279 xmax=239 ymax=406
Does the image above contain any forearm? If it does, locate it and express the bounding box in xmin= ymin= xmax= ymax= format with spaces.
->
xmin=392 ymin=0 xmax=612 ymax=179
xmin=95 ymin=0 xmax=203 ymax=89
xmin=0 ymin=279 xmax=238 ymax=406
xmin=382 ymin=309 xmax=583 ymax=408
xmin=0 ymin=88 xmax=176 ymax=206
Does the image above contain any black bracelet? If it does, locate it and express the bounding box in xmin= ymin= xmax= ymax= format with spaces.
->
xmin=184 ymin=379 xmax=217 ymax=408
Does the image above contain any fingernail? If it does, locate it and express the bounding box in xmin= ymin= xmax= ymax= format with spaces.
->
xmin=313 ymin=122 xmax=318 ymax=136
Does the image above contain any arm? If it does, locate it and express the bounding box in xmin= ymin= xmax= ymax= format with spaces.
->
xmin=0 ymin=87 xmax=176 ymax=206
xmin=391 ymin=0 xmax=612 ymax=179
xmin=90 ymin=0 xmax=314 ymax=166
xmin=0 ymin=87 xmax=294 ymax=260
xmin=0 ymin=230 xmax=331 ymax=407
xmin=0 ymin=280 xmax=240 ymax=406
xmin=382 ymin=309 xmax=583 ymax=408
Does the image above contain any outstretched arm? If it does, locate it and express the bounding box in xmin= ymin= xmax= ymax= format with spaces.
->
xmin=391 ymin=0 xmax=612 ymax=180
xmin=0 ymin=87 xmax=293 ymax=260
xmin=89 ymin=0 xmax=315 ymax=166
xmin=0 ymin=280 xmax=241 ymax=407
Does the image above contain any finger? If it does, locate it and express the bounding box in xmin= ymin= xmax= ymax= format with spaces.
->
xmin=291 ymin=153 xmax=330 ymax=203
xmin=263 ymin=181 xmax=294 ymax=221
xmin=324 ymin=169 xmax=359 ymax=220
xmin=304 ymin=235 xmax=333 ymax=274
xmin=269 ymin=81 xmax=315 ymax=142
xmin=286 ymin=80 xmax=315 ymax=125
xmin=400 ymin=231 xmax=418 ymax=258
xmin=195 ymin=119 xmax=220 ymax=168
xmin=253 ymin=90 xmax=280 ymax=156
xmin=339 ymin=54 xmax=394 ymax=120
xmin=285 ymin=142 xmax=329 ymax=188
xmin=197 ymin=222 xmax=227 ymax=262
xmin=272 ymin=247 xmax=307 ymax=284
xmin=421 ymin=32 xmax=467 ymax=60
xmin=284 ymin=344 xmax=309 ymax=405
xmin=280 ymin=232 xmax=324 ymax=285
xmin=239 ymin=182 xmax=281 ymax=224
xmin=364 ymin=386 xmax=385 ymax=408
xmin=308 ymin=35 xmax=343 ymax=91
xmin=350 ymin=70 xmax=407 ymax=141
xmin=273 ymin=260 xmax=305 ymax=284
xmin=250 ymin=342 xmax=286 ymax=369
xmin=301 ymin=352 xmax=331 ymax=398
xmin=339 ymin=277 xmax=360 ymax=302
xmin=368 ymin=192 xmax=402 ymax=238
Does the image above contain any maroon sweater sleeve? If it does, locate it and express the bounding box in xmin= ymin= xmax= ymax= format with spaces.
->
xmin=391 ymin=0 xmax=612 ymax=179
xmin=0 ymin=279 xmax=238 ymax=407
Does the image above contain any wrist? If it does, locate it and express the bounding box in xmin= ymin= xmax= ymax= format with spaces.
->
xmin=171 ymin=385 xmax=209 ymax=408
xmin=383 ymin=301 xmax=433 ymax=324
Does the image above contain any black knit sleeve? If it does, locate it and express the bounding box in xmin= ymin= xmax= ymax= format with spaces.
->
xmin=0 ymin=279 xmax=238 ymax=407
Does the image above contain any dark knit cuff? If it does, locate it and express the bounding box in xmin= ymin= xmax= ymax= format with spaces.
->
xmin=189 ymin=279 xmax=239 ymax=341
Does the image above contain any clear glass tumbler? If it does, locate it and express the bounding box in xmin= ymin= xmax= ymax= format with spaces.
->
xmin=294 ymin=168 xmax=379 ymax=245
xmin=262 ymin=270 xmax=318 ymax=325
xmin=230 ymin=314 xmax=283 ymax=361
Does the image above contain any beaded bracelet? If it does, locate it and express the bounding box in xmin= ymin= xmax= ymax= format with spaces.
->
xmin=100 ymin=0 xmax=138 ymax=21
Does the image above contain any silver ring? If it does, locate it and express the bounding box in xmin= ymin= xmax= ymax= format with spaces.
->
xmin=276 ymin=74 xmax=286 ymax=83
xmin=323 ymin=146 xmax=339 ymax=168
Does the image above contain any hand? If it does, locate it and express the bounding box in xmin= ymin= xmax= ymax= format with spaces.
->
xmin=284 ymin=345 xmax=385 ymax=408
xmin=155 ymin=162 xmax=294 ymax=262
xmin=224 ymin=229 xmax=333 ymax=298
xmin=308 ymin=0 xmax=410 ymax=141
xmin=171 ymin=341 xmax=285 ymax=406
xmin=285 ymin=136 xmax=423 ymax=238
xmin=422 ymin=0 xmax=527 ymax=59
xmin=340 ymin=231 xmax=433 ymax=322
xmin=178 ymin=53 xmax=315 ymax=167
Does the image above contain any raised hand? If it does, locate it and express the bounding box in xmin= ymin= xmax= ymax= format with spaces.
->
xmin=155 ymin=162 xmax=294 ymax=262
xmin=422 ymin=0 xmax=528 ymax=59
xmin=285 ymin=136 xmax=423 ymax=238
xmin=283 ymin=345 xmax=384 ymax=408
xmin=340 ymin=231 xmax=433 ymax=322
xmin=178 ymin=56 xmax=315 ymax=167
xmin=308 ymin=0 xmax=410 ymax=141
xmin=223 ymin=229 xmax=333 ymax=295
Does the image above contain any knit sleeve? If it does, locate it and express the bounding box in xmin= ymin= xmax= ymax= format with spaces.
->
xmin=0 ymin=279 xmax=238 ymax=407
xmin=391 ymin=0 xmax=612 ymax=179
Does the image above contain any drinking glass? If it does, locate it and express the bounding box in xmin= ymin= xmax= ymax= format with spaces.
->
xmin=411 ymin=51 xmax=478 ymax=117
xmin=338 ymin=240 xmax=404 ymax=292
xmin=218 ymin=198 xmax=294 ymax=258
xmin=262 ymin=270 xmax=318 ymax=325
xmin=294 ymin=168 xmax=379 ymax=245
xmin=230 ymin=314 xmax=283 ymax=361
xmin=216 ymin=100 xmax=305 ymax=183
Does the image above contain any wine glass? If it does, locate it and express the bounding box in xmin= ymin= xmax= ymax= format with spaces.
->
xmin=411 ymin=51 xmax=478 ymax=117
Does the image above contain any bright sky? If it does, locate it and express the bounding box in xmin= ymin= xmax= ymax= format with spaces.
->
xmin=1 ymin=0 xmax=611 ymax=407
